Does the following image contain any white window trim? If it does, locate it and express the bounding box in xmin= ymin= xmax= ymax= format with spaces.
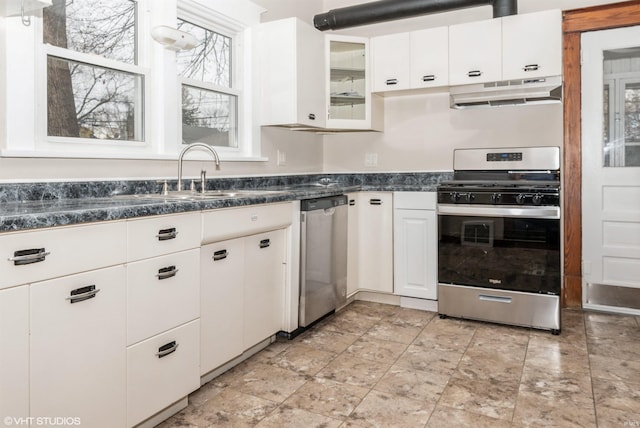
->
xmin=1 ymin=0 xmax=265 ymax=162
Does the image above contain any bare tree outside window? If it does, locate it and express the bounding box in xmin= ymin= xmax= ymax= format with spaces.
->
xmin=177 ymin=19 xmax=237 ymax=148
xmin=43 ymin=0 xmax=142 ymax=141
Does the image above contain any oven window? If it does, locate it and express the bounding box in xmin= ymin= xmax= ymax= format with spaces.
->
xmin=438 ymin=215 xmax=561 ymax=294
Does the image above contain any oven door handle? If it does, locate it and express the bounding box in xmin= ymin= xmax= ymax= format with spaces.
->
xmin=437 ymin=204 xmax=560 ymax=219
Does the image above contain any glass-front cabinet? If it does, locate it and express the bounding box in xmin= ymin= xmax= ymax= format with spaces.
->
xmin=326 ymin=35 xmax=382 ymax=131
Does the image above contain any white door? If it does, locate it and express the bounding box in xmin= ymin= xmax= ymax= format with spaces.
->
xmin=582 ymin=26 xmax=640 ymax=314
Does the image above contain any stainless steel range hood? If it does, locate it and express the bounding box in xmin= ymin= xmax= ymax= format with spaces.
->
xmin=450 ymin=75 xmax=563 ymax=109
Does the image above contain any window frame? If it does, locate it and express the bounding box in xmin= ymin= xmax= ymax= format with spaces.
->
xmin=176 ymin=8 xmax=242 ymax=157
xmin=1 ymin=0 xmax=263 ymax=161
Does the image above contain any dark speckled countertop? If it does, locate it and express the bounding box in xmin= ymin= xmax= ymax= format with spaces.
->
xmin=0 ymin=172 xmax=452 ymax=233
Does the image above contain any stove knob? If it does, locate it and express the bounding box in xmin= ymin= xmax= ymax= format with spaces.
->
xmin=516 ymin=194 xmax=527 ymax=205
xmin=449 ymin=192 xmax=460 ymax=203
xmin=459 ymin=192 xmax=472 ymax=203
xmin=491 ymin=193 xmax=502 ymax=204
xmin=532 ymin=194 xmax=544 ymax=205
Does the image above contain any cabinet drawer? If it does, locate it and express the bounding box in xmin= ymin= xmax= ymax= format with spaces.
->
xmin=0 ymin=221 xmax=126 ymax=290
xmin=202 ymin=203 xmax=292 ymax=244
xmin=127 ymin=212 xmax=201 ymax=262
xmin=393 ymin=192 xmax=436 ymax=210
xmin=127 ymin=320 xmax=200 ymax=427
xmin=127 ymin=249 xmax=200 ymax=346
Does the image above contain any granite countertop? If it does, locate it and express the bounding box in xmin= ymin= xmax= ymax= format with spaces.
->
xmin=0 ymin=172 xmax=451 ymax=233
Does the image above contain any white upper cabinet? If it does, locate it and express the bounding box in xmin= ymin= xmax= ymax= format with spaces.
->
xmin=258 ymin=18 xmax=326 ymax=128
xmin=502 ymin=9 xmax=562 ymax=80
xmin=371 ymin=26 xmax=449 ymax=93
xmin=411 ymin=26 xmax=449 ymax=89
xmin=372 ymin=33 xmax=411 ymax=92
xmin=326 ymin=35 xmax=383 ymax=131
xmin=449 ymin=18 xmax=502 ymax=85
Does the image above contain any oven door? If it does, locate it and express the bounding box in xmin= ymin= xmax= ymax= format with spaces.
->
xmin=437 ymin=205 xmax=561 ymax=295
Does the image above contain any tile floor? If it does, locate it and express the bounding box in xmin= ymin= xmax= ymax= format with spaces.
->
xmin=157 ymin=301 xmax=640 ymax=427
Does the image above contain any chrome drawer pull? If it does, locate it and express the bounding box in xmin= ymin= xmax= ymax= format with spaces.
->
xmin=523 ymin=64 xmax=539 ymax=72
xmin=156 ymin=266 xmax=178 ymax=280
xmin=156 ymin=228 xmax=178 ymax=241
xmin=213 ymin=250 xmax=228 ymax=261
xmin=385 ymin=78 xmax=398 ymax=85
xmin=422 ymin=74 xmax=436 ymax=82
xmin=467 ymin=70 xmax=482 ymax=77
xmin=156 ymin=341 xmax=179 ymax=358
xmin=66 ymin=285 xmax=100 ymax=304
xmin=479 ymin=294 xmax=512 ymax=304
xmin=259 ymin=239 xmax=271 ymax=249
xmin=369 ymin=199 xmax=383 ymax=205
xmin=9 ymin=248 xmax=50 ymax=265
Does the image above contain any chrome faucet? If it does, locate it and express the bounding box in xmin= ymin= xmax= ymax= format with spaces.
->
xmin=177 ymin=142 xmax=220 ymax=192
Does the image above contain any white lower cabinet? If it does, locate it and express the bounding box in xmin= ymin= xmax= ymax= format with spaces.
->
xmin=356 ymin=192 xmax=394 ymax=293
xmin=200 ymin=228 xmax=286 ymax=376
xmin=393 ymin=192 xmax=437 ymax=300
xmin=244 ymin=230 xmax=286 ymax=347
xmin=0 ymin=286 xmax=29 ymax=424
xmin=346 ymin=193 xmax=360 ymax=297
xmin=127 ymin=320 xmax=200 ymax=427
xmin=200 ymin=237 xmax=245 ymax=376
xmin=30 ymin=266 xmax=127 ymax=428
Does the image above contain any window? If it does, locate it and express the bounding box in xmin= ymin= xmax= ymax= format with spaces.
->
xmin=603 ymin=48 xmax=640 ymax=167
xmin=176 ymin=19 xmax=238 ymax=149
xmin=1 ymin=0 xmax=262 ymax=160
xmin=43 ymin=0 xmax=145 ymax=143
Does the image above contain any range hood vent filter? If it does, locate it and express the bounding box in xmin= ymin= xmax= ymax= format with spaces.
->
xmin=450 ymin=76 xmax=563 ymax=109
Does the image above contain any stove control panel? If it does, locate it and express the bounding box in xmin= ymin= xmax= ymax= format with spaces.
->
xmin=486 ymin=152 xmax=523 ymax=162
xmin=438 ymin=189 xmax=560 ymax=207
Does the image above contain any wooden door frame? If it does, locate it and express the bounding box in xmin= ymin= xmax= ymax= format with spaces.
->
xmin=562 ymin=1 xmax=640 ymax=307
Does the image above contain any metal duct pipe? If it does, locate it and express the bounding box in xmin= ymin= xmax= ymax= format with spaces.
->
xmin=314 ymin=0 xmax=517 ymax=31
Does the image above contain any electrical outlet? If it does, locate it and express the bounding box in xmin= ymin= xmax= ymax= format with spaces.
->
xmin=277 ymin=150 xmax=287 ymax=166
xmin=364 ymin=152 xmax=378 ymax=167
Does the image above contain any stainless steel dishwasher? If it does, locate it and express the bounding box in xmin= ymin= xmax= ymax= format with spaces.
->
xmin=299 ymin=195 xmax=348 ymax=327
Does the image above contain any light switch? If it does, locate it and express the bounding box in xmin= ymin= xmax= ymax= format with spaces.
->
xmin=364 ymin=152 xmax=378 ymax=167
xmin=277 ymin=150 xmax=287 ymax=166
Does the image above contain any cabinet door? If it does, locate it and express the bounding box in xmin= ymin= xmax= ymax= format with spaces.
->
xmin=411 ymin=26 xmax=449 ymax=88
xmin=0 ymin=286 xmax=29 ymax=422
xmin=372 ymin=33 xmax=411 ymax=92
xmin=346 ymin=193 xmax=360 ymax=297
xmin=394 ymin=209 xmax=437 ymax=300
xmin=358 ymin=193 xmax=393 ymax=293
xmin=244 ymin=229 xmax=285 ymax=348
xmin=200 ymin=238 xmax=244 ymax=376
xmin=30 ymin=266 xmax=126 ymax=428
xmin=258 ymin=18 xmax=325 ymax=128
xmin=449 ymin=18 xmax=501 ymax=85
xmin=502 ymin=10 xmax=562 ymax=80
xmin=326 ymin=35 xmax=383 ymax=131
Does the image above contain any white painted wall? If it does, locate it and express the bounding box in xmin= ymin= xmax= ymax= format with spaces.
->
xmin=323 ymin=92 xmax=563 ymax=172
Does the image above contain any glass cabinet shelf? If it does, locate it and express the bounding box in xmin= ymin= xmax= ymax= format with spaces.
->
xmin=330 ymin=67 xmax=366 ymax=82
